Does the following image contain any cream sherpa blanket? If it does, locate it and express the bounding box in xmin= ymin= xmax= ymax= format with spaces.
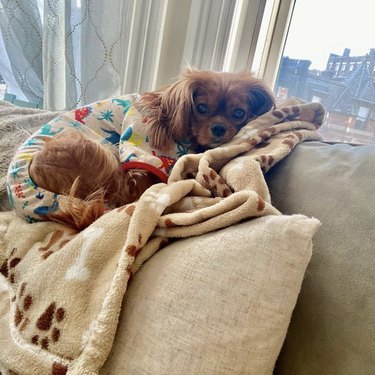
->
xmin=0 ymin=99 xmax=324 ymax=375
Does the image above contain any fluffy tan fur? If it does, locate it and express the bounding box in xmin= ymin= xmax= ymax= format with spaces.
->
xmin=30 ymin=132 xmax=158 ymax=230
xmin=138 ymin=69 xmax=275 ymax=151
xmin=30 ymin=133 xmax=125 ymax=203
xmin=29 ymin=69 xmax=275 ymax=230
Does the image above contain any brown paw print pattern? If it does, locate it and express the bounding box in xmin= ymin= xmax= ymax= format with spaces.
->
xmin=257 ymin=196 xmax=266 ymax=212
xmin=13 ymin=282 xmax=67 ymax=352
xmin=38 ymin=229 xmax=75 ymax=260
xmin=117 ymin=203 xmax=137 ymax=216
xmin=13 ymin=282 xmax=32 ymax=334
xmin=51 ymin=362 xmax=68 ymax=375
xmin=273 ymin=104 xmax=324 ymax=126
xmin=254 ymin=154 xmax=276 ymax=173
xmin=281 ymin=132 xmax=303 ymax=150
xmin=124 ymin=243 xmax=142 ymax=281
xmin=126 ymin=244 xmax=139 ymax=258
xmin=202 ymin=169 xmax=232 ymax=198
xmin=0 ymin=247 xmax=21 ymax=284
xmin=246 ymin=127 xmax=311 ymax=174
xmin=33 ymin=302 xmax=66 ymax=350
xmin=155 ymin=217 xmax=177 ymax=229
xmin=246 ymin=126 xmax=278 ymax=149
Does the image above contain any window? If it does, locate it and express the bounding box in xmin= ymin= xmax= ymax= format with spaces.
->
xmin=0 ymin=73 xmax=5 ymax=99
xmin=266 ymin=0 xmax=375 ymax=144
xmin=0 ymin=0 xmax=267 ymax=109
xmin=2 ymin=0 xmax=375 ymax=146
xmin=311 ymin=95 xmax=321 ymax=104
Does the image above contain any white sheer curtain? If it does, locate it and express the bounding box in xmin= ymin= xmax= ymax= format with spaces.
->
xmin=43 ymin=0 xmax=134 ymax=110
xmin=0 ymin=0 xmax=167 ymax=110
xmin=0 ymin=0 xmax=43 ymax=104
xmin=43 ymin=0 xmax=167 ymax=110
xmin=0 ymin=0 xmax=267 ymax=111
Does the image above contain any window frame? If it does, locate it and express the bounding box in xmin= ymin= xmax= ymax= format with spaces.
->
xmin=256 ymin=0 xmax=296 ymax=89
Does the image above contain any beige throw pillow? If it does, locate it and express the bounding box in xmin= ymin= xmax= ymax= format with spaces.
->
xmin=101 ymin=214 xmax=320 ymax=375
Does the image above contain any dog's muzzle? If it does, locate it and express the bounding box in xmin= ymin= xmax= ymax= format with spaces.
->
xmin=211 ymin=123 xmax=227 ymax=138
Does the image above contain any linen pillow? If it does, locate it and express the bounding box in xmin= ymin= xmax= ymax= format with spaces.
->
xmin=266 ymin=141 xmax=375 ymax=375
xmin=101 ymin=214 xmax=320 ymax=375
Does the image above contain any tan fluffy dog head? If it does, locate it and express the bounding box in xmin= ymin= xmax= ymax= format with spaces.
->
xmin=138 ymin=69 xmax=275 ymax=151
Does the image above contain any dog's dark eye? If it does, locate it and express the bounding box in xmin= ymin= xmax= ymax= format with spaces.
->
xmin=196 ymin=103 xmax=209 ymax=114
xmin=232 ymin=109 xmax=246 ymax=120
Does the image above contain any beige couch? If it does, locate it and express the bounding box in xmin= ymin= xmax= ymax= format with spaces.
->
xmin=1 ymin=101 xmax=374 ymax=374
xmin=268 ymin=142 xmax=375 ymax=374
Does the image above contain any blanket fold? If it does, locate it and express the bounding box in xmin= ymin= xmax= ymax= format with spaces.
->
xmin=0 ymin=98 xmax=324 ymax=375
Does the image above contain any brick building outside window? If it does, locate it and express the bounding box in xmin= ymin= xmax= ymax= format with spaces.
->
xmin=275 ymin=48 xmax=375 ymax=144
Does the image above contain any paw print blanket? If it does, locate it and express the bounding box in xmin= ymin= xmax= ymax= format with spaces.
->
xmin=0 ymin=98 xmax=324 ymax=374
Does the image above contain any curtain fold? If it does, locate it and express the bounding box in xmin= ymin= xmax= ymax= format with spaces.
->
xmin=0 ymin=0 xmax=43 ymax=104
xmin=43 ymin=0 xmax=76 ymax=110
xmin=43 ymin=0 xmax=132 ymax=110
xmin=1 ymin=0 xmax=161 ymax=111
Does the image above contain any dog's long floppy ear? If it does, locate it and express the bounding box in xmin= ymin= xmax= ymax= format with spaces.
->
xmin=139 ymin=71 xmax=197 ymax=150
xmin=247 ymin=79 xmax=276 ymax=117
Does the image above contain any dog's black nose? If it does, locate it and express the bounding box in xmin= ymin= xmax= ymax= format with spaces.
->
xmin=211 ymin=124 xmax=227 ymax=137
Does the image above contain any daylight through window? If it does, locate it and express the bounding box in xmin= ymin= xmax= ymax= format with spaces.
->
xmin=274 ymin=0 xmax=375 ymax=144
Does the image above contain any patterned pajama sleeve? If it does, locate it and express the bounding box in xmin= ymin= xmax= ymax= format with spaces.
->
xmin=7 ymin=95 xmax=135 ymax=223
xmin=118 ymin=100 xmax=191 ymax=183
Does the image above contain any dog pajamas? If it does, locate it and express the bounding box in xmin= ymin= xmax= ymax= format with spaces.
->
xmin=7 ymin=95 xmax=192 ymax=223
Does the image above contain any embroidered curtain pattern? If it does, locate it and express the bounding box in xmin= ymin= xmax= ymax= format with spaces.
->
xmin=0 ymin=0 xmax=266 ymax=111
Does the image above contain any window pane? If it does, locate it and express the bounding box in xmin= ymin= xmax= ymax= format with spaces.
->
xmin=274 ymin=0 xmax=375 ymax=144
xmin=0 ymin=74 xmax=5 ymax=100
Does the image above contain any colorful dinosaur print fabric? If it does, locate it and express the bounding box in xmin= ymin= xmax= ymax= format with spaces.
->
xmin=6 ymin=95 xmax=192 ymax=223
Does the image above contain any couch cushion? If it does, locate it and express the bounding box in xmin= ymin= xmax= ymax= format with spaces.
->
xmin=266 ymin=141 xmax=375 ymax=375
xmin=101 ymin=214 xmax=319 ymax=375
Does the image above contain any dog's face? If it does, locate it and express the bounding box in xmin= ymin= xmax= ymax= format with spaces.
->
xmin=190 ymin=73 xmax=274 ymax=150
xmin=139 ymin=69 xmax=275 ymax=151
